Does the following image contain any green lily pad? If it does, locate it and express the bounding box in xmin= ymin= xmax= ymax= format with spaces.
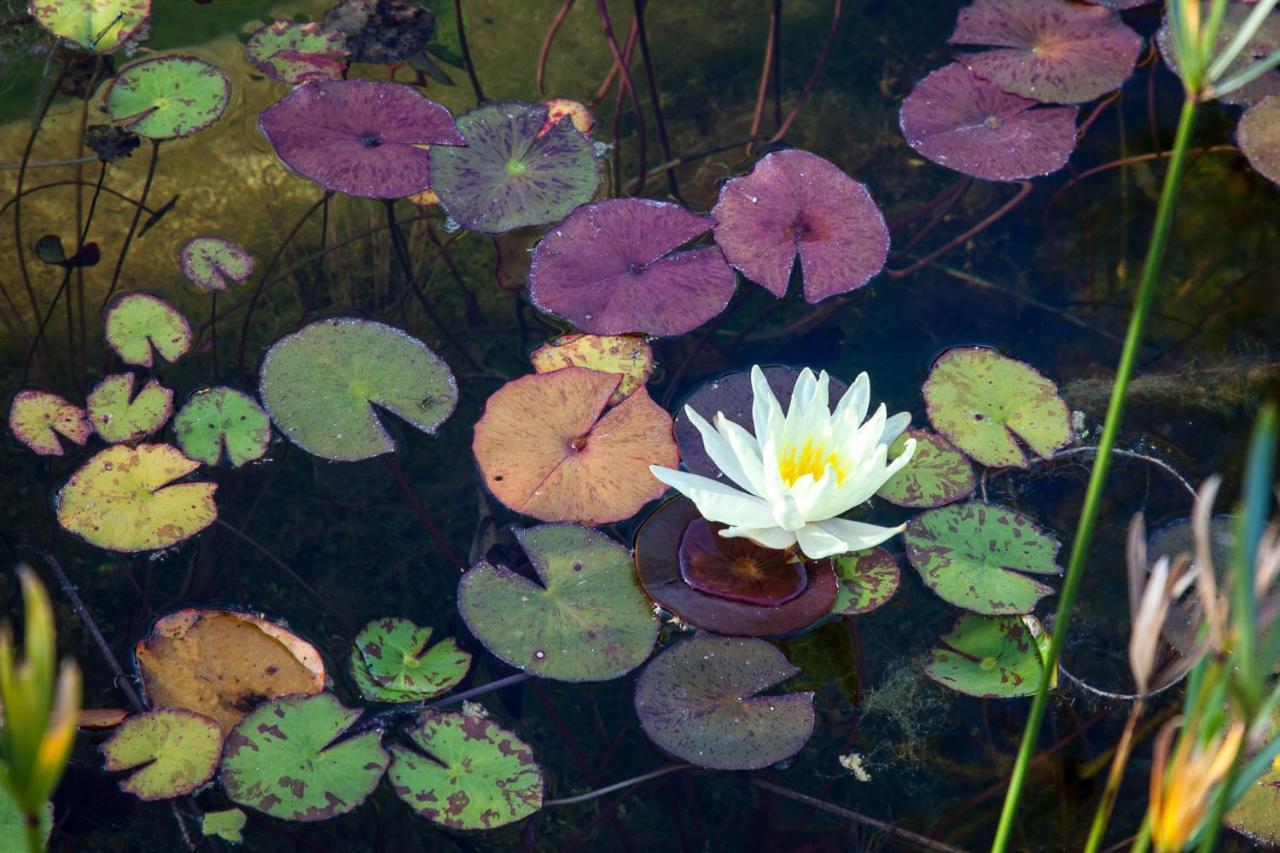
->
xmin=28 ymin=0 xmax=150 ymax=53
xmin=245 ymin=20 xmax=348 ymax=85
xmin=221 ymin=692 xmax=389 ymax=822
xmin=8 ymin=390 xmax=92 ymax=456
xmin=104 ymin=293 xmax=192 ymax=367
xmin=105 ymin=55 xmax=232 ymax=139
xmin=925 ymin=613 xmax=1053 ymax=698
xmin=1226 ymin=715 xmax=1280 ymax=846
xmin=259 ymin=318 xmax=458 ymax=462
xmin=173 ymin=387 xmax=272 ymax=468
xmin=923 ymin=347 xmax=1072 ymax=469
xmin=831 ymin=548 xmax=900 ymax=616
xmin=201 ymin=808 xmax=247 ymax=844
xmin=387 ymin=710 xmax=543 ymax=830
xmin=349 ymin=618 xmax=471 ymax=703
xmin=457 ymin=524 xmax=658 ymax=682
xmin=0 ymin=784 xmax=51 ymax=850
xmin=876 ymin=428 xmax=975 ymax=508
xmin=905 ymin=502 xmax=1062 ymax=615
xmin=179 ymin=236 xmax=254 ymax=292
xmin=100 ymin=708 xmax=224 ymax=801
xmin=87 ymin=373 xmax=174 ymax=443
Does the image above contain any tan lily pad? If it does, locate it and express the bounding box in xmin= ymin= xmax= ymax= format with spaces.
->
xmin=87 ymin=373 xmax=174 ymax=443
xmin=529 ymin=334 xmax=655 ymax=405
xmin=8 ymin=390 xmax=92 ymax=456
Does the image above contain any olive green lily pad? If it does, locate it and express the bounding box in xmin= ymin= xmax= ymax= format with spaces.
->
xmin=8 ymin=390 xmax=92 ymax=456
xmin=349 ymin=618 xmax=471 ymax=703
xmin=1226 ymin=726 xmax=1280 ymax=846
xmin=87 ymin=373 xmax=174 ymax=443
xmin=387 ymin=710 xmax=543 ymax=830
xmin=0 ymin=784 xmax=51 ymax=849
xmin=259 ymin=318 xmax=458 ymax=462
xmin=221 ymin=692 xmax=389 ymax=822
xmin=905 ymin=502 xmax=1062 ymax=615
xmin=925 ymin=613 xmax=1053 ymax=698
xmin=105 ymin=55 xmax=231 ymax=139
xmin=876 ymin=428 xmax=975 ymax=508
xmin=179 ymin=236 xmax=254 ymax=292
xmin=923 ymin=347 xmax=1072 ymax=469
xmin=173 ymin=387 xmax=272 ymax=468
xmin=100 ymin=708 xmax=224 ymax=801
xmin=56 ymin=443 xmax=218 ymax=552
xmin=831 ymin=548 xmax=901 ymax=616
xmin=28 ymin=0 xmax=149 ymax=53
xmin=201 ymin=808 xmax=247 ymax=844
xmin=104 ymin=293 xmax=192 ymax=367
xmin=457 ymin=524 xmax=658 ymax=682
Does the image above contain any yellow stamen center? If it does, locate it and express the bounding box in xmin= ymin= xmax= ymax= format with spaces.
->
xmin=777 ymin=438 xmax=846 ymax=487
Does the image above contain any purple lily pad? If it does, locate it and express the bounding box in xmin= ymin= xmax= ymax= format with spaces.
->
xmin=634 ymin=633 xmax=815 ymax=771
xmin=949 ymin=0 xmax=1143 ymax=104
xmin=634 ymin=497 xmax=839 ymax=637
xmin=679 ymin=518 xmax=808 ymax=606
xmin=258 ymin=79 xmax=464 ymax=199
xmin=900 ymin=63 xmax=1079 ymax=182
xmin=673 ymin=366 xmax=848 ymax=482
xmin=1157 ymin=3 xmax=1280 ymax=107
xmin=1240 ymin=96 xmax=1280 ymax=186
xmin=528 ymin=198 xmax=736 ymax=336
xmin=1086 ymin=0 xmax=1154 ymax=8
xmin=711 ymin=149 xmax=889 ymax=303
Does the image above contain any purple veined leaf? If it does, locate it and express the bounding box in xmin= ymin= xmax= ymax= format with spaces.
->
xmin=1157 ymin=2 xmax=1280 ymax=107
xmin=1239 ymin=95 xmax=1280 ymax=186
xmin=711 ymin=149 xmax=889 ymax=303
xmin=528 ymin=198 xmax=736 ymax=336
xmin=949 ymin=0 xmax=1143 ymax=104
xmin=900 ymin=63 xmax=1079 ymax=182
xmin=258 ymin=79 xmax=464 ymax=199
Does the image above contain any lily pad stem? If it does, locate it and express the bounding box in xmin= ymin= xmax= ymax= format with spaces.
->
xmin=382 ymin=456 xmax=466 ymax=571
xmin=453 ymin=0 xmax=486 ymax=103
xmin=544 ymin=764 xmax=689 ymax=806
xmin=100 ymin=139 xmax=161 ymax=314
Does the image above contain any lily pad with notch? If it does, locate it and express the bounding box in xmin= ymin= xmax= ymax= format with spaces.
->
xmin=100 ymin=708 xmax=224 ymax=800
xmin=831 ymin=547 xmax=901 ymax=616
xmin=28 ymin=0 xmax=149 ymax=54
xmin=925 ymin=613 xmax=1053 ymax=698
xmin=323 ymin=0 xmax=434 ymax=64
xmin=201 ymin=809 xmax=247 ymax=844
xmin=221 ymin=692 xmax=389 ymax=822
xmin=876 ymin=428 xmax=975 ymax=508
xmin=104 ymin=292 xmax=192 ymax=367
xmin=905 ymin=502 xmax=1062 ymax=615
xmin=349 ymin=618 xmax=471 ymax=703
xmin=634 ymin=633 xmax=815 ymax=770
xmin=387 ymin=710 xmax=543 ymax=830
xmin=1240 ymin=95 xmax=1280 ymax=187
xmin=528 ymin=198 xmax=736 ymax=336
xmin=173 ymin=387 xmax=272 ymax=468
xmin=87 ymin=373 xmax=173 ymax=443
xmin=104 ymin=55 xmax=231 ymax=139
xmin=530 ymin=333 xmax=655 ymax=405
xmin=245 ymin=20 xmax=348 ymax=84
xmin=179 ymin=237 xmax=254 ymax=292
xmin=458 ymin=523 xmax=658 ymax=681
xmin=259 ymin=318 xmax=457 ymax=462
xmin=8 ymin=390 xmax=92 ymax=457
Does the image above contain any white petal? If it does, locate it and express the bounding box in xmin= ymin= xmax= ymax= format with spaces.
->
xmin=684 ymin=406 xmax=762 ymax=496
xmin=832 ymin=371 xmax=870 ymax=431
xmin=795 ymin=517 xmax=906 ymax=559
xmin=880 ymin=411 xmax=911 ymax=448
xmin=719 ymin=525 xmax=797 ymax=550
xmin=813 ymin=371 xmax=832 ymax=415
xmin=714 ymin=413 xmax=767 ymax=494
xmin=841 ymin=403 xmax=888 ymax=466
xmin=649 ymin=466 xmax=777 ymax=528
xmin=781 ymin=368 xmax=818 ymax=447
xmin=751 ymin=365 xmax=784 ymax=441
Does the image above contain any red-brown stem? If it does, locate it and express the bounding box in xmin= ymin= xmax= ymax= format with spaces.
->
xmin=589 ymin=15 xmax=639 ymax=107
xmin=884 ymin=180 xmax=1033 ymax=278
xmin=769 ymin=0 xmax=843 ymax=143
xmin=382 ymin=456 xmax=466 ymax=571
xmin=632 ymin=0 xmax=682 ymax=202
xmin=596 ymin=0 xmax=647 ymax=194
xmin=746 ymin=8 xmax=778 ymax=157
xmin=537 ymin=0 xmax=576 ymax=97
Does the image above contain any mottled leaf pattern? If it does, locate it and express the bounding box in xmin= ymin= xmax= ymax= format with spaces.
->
xmin=100 ymin=709 xmax=223 ymax=800
xmin=105 ymin=55 xmax=231 ymax=139
xmin=529 ymin=333 xmax=655 ymax=404
xmin=349 ymin=618 xmax=470 ymax=703
xmin=876 ymin=429 xmax=975 ymax=508
xmin=87 ymin=373 xmax=173 ymax=443
xmin=831 ymin=548 xmax=900 ymax=616
xmin=173 ymin=387 xmax=272 ymax=468
xmin=8 ymin=390 xmax=92 ymax=456
xmin=926 ymin=613 xmax=1053 ymax=698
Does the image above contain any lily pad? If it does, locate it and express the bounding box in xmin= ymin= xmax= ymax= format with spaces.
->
xmin=472 ymin=367 xmax=676 ymax=524
xmin=387 ymin=711 xmax=543 ymax=830
xmin=925 ymin=613 xmax=1052 ymax=698
xmin=900 ymin=62 xmax=1079 ymax=181
xmin=923 ymin=346 xmax=1073 ymax=468
xmin=87 ymin=373 xmax=174 ymax=443
xmin=201 ymin=808 xmax=247 ymax=844
xmin=104 ymin=292 xmax=192 ymax=368
xmin=949 ymin=0 xmax=1143 ymax=104
xmin=179 ymin=237 xmax=254 ymax=292
xmin=1158 ymin=2 xmax=1280 ymax=106
xmin=1240 ymin=96 xmax=1280 ymax=187
xmin=259 ymin=318 xmax=458 ymax=462
xmin=135 ymin=609 xmax=327 ymax=732
xmin=323 ymin=0 xmax=434 ymax=64
xmin=173 ymin=387 xmax=272 ymax=468
xmin=458 ymin=524 xmax=658 ymax=681
xmin=529 ymin=333 xmax=655 ymax=404
xmin=429 ymin=100 xmax=601 ymax=233
xmin=831 ymin=548 xmax=900 ymax=616
xmin=8 ymin=390 xmax=92 ymax=456
xmin=634 ymin=498 xmax=840 ymax=637
xmin=527 ymin=198 xmax=736 ymax=336
xmin=221 ymin=692 xmax=389 ymax=822
xmin=105 ymin=55 xmax=231 ymax=139
xmin=259 ymin=80 xmax=464 ymax=199
xmin=28 ymin=0 xmax=149 ymax=53
xmin=679 ymin=518 xmax=807 ymax=606
xmin=1226 ymin=724 xmax=1280 ymax=847
xmin=349 ymin=618 xmax=471 ymax=703
xmin=245 ymin=20 xmax=348 ymax=85
xmin=876 ymin=429 xmax=975 ymax=508
xmin=634 ymin=634 xmax=815 ymax=770
xmin=905 ymin=502 xmax=1062 ymax=615
xmin=542 ymin=99 xmax=595 ymax=137
xmin=100 ymin=708 xmax=224 ymax=801
xmin=56 ymin=443 xmax=217 ymax=552
xmin=711 ymin=149 xmax=889 ymax=302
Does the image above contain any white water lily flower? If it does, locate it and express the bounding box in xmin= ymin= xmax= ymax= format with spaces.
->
xmin=650 ymin=366 xmax=916 ymax=560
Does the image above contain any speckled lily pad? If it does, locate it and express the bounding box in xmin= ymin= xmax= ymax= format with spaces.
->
xmin=221 ymin=693 xmax=389 ymax=822
xmin=104 ymin=293 xmax=192 ymax=368
xmin=529 ymin=333 xmax=655 ymax=404
xmin=173 ymin=387 xmax=272 ymax=468
xmin=831 ymin=548 xmax=900 ymax=616
xmin=105 ymin=55 xmax=231 ymax=139
xmin=905 ymin=502 xmax=1062 ymax=615
xmin=634 ymin=634 xmax=815 ymax=770
xmin=1240 ymin=95 xmax=1280 ymax=187
xmin=179 ymin=237 xmax=254 ymax=292
xmin=87 ymin=373 xmax=173 ymax=443
xmin=28 ymin=0 xmax=149 ymax=53
xmin=349 ymin=618 xmax=471 ymax=703
xmin=245 ymin=20 xmax=348 ymax=84
xmin=1158 ymin=2 xmax=1280 ymax=106
xmin=8 ymin=390 xmax=92 ymax=456
xmin=387 ymin=711 xmax=543 ymax=830
xmin=926 ymin=613 xmax=1053 ymax=698
xmin=876 ymin=429 xmax=975 ymax=508
xmin=100 ymin=708 xmax=224 ymax=801
xmin=458 ymin=524 xmax=658 ymax=681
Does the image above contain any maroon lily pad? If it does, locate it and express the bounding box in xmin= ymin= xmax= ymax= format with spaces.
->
xmin=949 ymin=0 xmax=1143 ymax=104
xmin=528 ymin=198 xmax=736 ymax=336
xmin=634 ymin=497 xmax=838 ymax=637
xmin=1240 ymin=95 xmax=1280 ymax=186
xmin=634 ymin=633 xmax=815 ymax=771
xmin=711 ymin=149 xmax=889 ymax=303
xmin=679 ymin=518 xmax=808 ymax=606
xmin=258 ymin=79 xmax=464 ymax=199
xmin=900 ymin=63 xmax=1079 ymax=181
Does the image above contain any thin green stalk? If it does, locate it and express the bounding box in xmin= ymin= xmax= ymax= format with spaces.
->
xmin=991 ymin=95 xmax=1201 ymax=853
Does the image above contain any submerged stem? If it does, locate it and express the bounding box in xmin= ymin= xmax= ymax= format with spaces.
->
xmin=100 ymin=140 xmax=161 ymax=312
xmin=545 ymin=764 xmax=690 ymax=807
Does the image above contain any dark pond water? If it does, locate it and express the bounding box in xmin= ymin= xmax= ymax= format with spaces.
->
xmin=2 ymin=0 xmax=1279 ymax=850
